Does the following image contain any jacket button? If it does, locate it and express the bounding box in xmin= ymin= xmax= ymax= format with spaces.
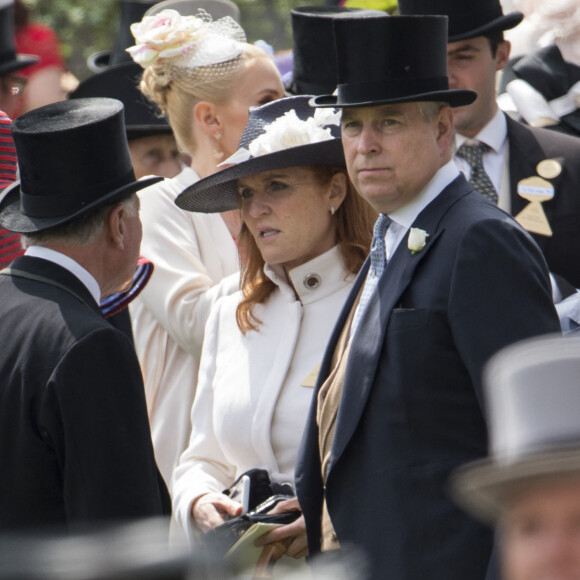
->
xmin=303 ymin=273 xmax=321 ymax=289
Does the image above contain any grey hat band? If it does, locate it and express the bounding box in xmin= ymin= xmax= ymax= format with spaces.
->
xmin=337 ymin=75 xmax=450 ymax=104
xmin=20 ymin=168 xmax=136 ymax=218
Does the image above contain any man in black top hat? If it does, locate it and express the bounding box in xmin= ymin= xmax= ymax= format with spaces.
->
xmin=0 ymin=0 xmax=38 ymax=119
xmin=285 ymin=6 xmax=383 ymax=97
xmin=0 ymin=97 xmax=171 ymax=530
xmin=70 ymin=61 xmax=182 ymax=181
xmin=398 ymin=0 xmax=580 ymax=293
xmin=293 ymin=14 xmax=560 ymax=580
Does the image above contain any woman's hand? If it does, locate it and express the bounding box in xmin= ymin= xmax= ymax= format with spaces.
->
xmin=191 ymin=492 xmax=243 ymax=533
xmin=254 ymin=497 xmax=308 ymax=559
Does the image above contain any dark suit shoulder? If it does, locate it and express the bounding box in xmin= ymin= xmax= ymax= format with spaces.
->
xmin=507 ymin=115 xmax=580 ymax=160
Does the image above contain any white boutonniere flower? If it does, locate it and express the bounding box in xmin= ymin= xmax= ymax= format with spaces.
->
xmin=408 ymin=227 xmax=429 ymax=254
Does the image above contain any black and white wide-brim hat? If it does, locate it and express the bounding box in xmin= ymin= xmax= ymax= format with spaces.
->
xmin=175 ymin=95 xmax=345 ymax=213
xmin=0 ymin=98 xmax=161 ymax=234
xmin=451 ymin=334 xmax=580 ymax=523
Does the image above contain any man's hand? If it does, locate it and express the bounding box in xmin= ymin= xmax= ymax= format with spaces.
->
xmin=254 ymin=497 xmax=308 ymax=559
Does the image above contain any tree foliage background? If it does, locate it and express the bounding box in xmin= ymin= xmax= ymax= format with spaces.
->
xmin=22 ymin=0 xmax=325 ymax=81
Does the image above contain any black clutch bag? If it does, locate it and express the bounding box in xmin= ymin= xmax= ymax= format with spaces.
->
xmin=205 ymin=470 xmax=299 ymax=557
xmin=206 ymin=494 xmax=300 ymax=555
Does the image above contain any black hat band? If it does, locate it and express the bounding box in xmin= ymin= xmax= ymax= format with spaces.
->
xmin=20 ymin=168 xmax=137 ymax=218
xmin=337 ymin=75 xmax=450 ymax=104
xmin=0 ymin=48 xmax=18 ymax=66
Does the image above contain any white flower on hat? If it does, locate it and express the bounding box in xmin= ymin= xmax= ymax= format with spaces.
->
xmin=221 ymin=108 xmax=340 ymax=166
xmin=127 ymin=8 xmax=245 ymax=69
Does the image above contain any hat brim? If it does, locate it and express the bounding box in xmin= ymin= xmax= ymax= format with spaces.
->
xmin=0 ymin=54 xmax=40 ymax=76
xmin=449 ymin=12 xmax=524 ymax=42
xmin=176 ymin=139 xmax=345 ymax=213
xmin=0 ymin=175 xmax=162 ymax=234
xmin=311 ymin=88 xmax=477 ymax=109
xmin=451 ymin=446 xmax=580 ymax=523
xmin=126 ymin=126 xmax=173 ymax=140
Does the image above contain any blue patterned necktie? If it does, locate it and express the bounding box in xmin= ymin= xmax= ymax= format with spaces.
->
xmin=351 ymin=213 xmax=391 ymax=336
xmin=457 ymin=142 xmax=498 ymax=203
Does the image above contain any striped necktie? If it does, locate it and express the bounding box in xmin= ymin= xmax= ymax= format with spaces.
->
xmin=351 ymin=213 xmax=391 ymax=336
xmin=457 ymin=142 xmax=498 ymax=203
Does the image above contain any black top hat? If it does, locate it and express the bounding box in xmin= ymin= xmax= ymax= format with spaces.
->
xmin=88 ymin=0 xmax=159 ymax=73
xmin=0 ymin=0 xmax=38 ymax=76
xmin=312 ymin=15 xmax=476 ymax=108
xmin=288 ymin=6 xmax=385 ymax=96
xmin=397 ymin=0 xmax=523 ymax=42
xmin=0 ymin=98 xmax=162 ymax=234
xmin=69 ymin=61 xmax=171 ymax=140
xmin=175 ymin=95 xmax=345 ymax=213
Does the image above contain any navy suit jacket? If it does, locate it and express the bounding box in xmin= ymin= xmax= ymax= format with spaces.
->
xmin=0 ymin=256 xmax=170 ymax=530
xmin=506 ymin=114 xmax=580 ymax=287
xmin=295 ymin=175 xmax=561 ymax=580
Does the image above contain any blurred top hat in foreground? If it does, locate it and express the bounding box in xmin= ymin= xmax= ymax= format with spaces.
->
xmin=452 ymin=334 xmax=580 ymax=523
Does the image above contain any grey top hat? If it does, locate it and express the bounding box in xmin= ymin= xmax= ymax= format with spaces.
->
xmin=452 ymin=334 xmax=580 ymax=523
xmin=0 ymin=98 xmax=161 ymax=234
xmin=311 ymin=15 xmax=476 ymax=108
xmin=0 ymin=0 xmax=38 ymax=76
xmin=175 ymin=95 xmax=345 ymax=213
xmin=144 ymin=0 xmax=240 ymax=21
xmin=0 ymin=518 xmax=226 ymax=579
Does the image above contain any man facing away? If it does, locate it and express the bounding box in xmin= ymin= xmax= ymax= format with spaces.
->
xmin=293 ymin=14 xmax=561 ymax=580
xmin=0 ymin=97 xmax=170 ymax=530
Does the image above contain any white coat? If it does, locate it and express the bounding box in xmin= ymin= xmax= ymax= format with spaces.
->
xmin=172 ymin=245 xmax=355 ymax=541
xmin=130 ymin=167 xmax=240 ymax=492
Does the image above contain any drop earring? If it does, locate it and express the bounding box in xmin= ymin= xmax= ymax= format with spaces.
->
xmin=214 ymin=131 xmax=224 ymax=161
xmin=329 ymin=206 xmax=336 ymax=215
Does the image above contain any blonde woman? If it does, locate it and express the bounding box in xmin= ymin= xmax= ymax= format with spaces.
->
xmin=126 ymin=9 xmax=285 ymax=493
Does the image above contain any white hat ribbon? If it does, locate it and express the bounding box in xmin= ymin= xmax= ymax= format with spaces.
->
xmin=503 ymin=78 xmax=580 ymax=127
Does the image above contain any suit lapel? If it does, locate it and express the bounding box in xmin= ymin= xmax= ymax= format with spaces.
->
xmin=328 ymin=176 xmax=473 ymax=471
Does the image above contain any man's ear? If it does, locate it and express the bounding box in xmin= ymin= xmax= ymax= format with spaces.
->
xmin=106 ymin=203 xmax=127 ymax=249
xmin=495 ymin=40 xmax=511 ymax=72
xmin=193 ymin=101 xmax=222 ymax=138
xmin=436 ymin=105 xmax=455 ymax=153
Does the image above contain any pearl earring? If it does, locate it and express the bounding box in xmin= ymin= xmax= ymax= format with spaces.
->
xmin=329 ymin=206 xmax=336 ymax=215
xmin=215 ymin=131 xmax=222 ymax=140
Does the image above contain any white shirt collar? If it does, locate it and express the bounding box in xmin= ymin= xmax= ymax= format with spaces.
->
xmin=264 ymin=245 xmax=354 ymax=306
xmin=25 ymin=246 xmax=101 ymax=304
xmin=389 ymin=159 xmax=460 ymax=230
xmin=456 ymin=108 xmax=508 ymax=153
